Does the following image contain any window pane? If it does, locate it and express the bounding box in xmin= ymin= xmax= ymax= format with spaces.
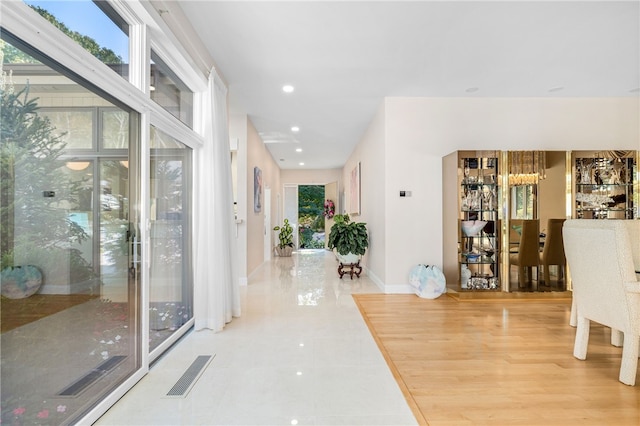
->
xmin=102 ymin=109 xmax=129 ymax=149
xmin=150 ymin=51 xmax=193 ymax=128
xmin=1 ymin=36 xmax=139 ymax=425
xmin=149 ymin=126 xmax=193 ymax=352
xmin=24 ymin=0 xmax=129 ymax=79
xmin=41 ymin=109 xmax=94 ymax=150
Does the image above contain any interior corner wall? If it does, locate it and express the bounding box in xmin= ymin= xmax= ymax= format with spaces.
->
xmin=383 ymin=97 xmax=640 ymax=292
xmin=343 ymin=101 xmax=387 ymax=291
xmin=230 ymin=113 xmax=249 ymax=284
xmin=230 ymin=113 xmax=281 ymax=283
xmin=246 ymin=118 xmax=281 ymax=279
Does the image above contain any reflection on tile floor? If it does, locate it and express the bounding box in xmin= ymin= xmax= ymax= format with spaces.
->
xmin=97 ymin=250 xmax=417 ymax=426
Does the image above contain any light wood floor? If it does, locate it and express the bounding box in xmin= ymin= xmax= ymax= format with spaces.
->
xmin=353 ymin=294 xmax=640 ymax=426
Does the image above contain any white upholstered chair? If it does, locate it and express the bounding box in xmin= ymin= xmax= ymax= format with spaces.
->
xmin=569 ymin=220 xmax=640 ymax=329
xmin=563 ymin=219 xmax=640 ymax=386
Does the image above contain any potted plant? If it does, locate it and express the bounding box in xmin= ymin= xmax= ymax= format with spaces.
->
xmin=273 ymin=218 xmax=294 ymax=257
xmin=327 ymin=214 xmax=369 ymax=266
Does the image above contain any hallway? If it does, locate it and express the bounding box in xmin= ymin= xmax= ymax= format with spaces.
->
xmin=97 ymin=250 xmax=416 ymax=425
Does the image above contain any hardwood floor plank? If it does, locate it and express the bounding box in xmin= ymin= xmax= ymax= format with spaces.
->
xmin=353 ymin=294 xmax=640 ymax=426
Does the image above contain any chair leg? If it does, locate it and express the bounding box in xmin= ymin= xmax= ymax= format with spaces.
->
xmin=543 ymin=263 xmax=551 ymax=286
xmin=573 ymin=316 xmax=590 ymax=360
xmin=611 ymin=329 xmax=624 ymax=347
xmin=570 ymin=297 xmax=577 ymax=327
xmin=619 ymin=332 xmax=639 ymax=386
xmin=518 ymin=266 xmax=526 ymax=288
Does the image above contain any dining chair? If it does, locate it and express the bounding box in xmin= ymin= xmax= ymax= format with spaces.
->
xmin=509 ymin=219 xmax=523 ymax=254
xmin=509 ymin=219 xmax=540 ymax=289
xmin=563 ymin=219 xmax=640 ymax=385
xmin=539 ymin=218 xmax=566 ymax=290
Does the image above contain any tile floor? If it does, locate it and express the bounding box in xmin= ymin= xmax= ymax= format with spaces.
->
xmin=96 ymin=250 xmax=417 ymax=425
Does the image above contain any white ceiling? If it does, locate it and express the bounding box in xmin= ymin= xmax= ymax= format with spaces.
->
xmin=177 ymin=1 xmax=640 ymax=170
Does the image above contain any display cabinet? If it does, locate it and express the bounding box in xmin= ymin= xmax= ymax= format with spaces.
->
xmin=573 ymin=152 xmax=637 ymax=219
xmin=443 ymin=151 xmax=501 ymax=291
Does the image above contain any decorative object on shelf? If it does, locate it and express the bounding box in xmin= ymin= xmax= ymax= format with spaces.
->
xmin=578 ymin=159 xmax=593 ymax=184
xmin=483 ymin=220 xmax=495 ymax=235
xmin=328 ymin=214 xmax=368 ymax=278
xmin=461 ymin=220 xmax=487 ymax=237
xmin=409 ymin=264 xmax=446 ymax=299
xmin=1 ymin=265 xmax=43 ymax=299
xmin=575 ymin=192 xmax=614 ymax=207
xmin=323 ymin=199 xmax=335 ymax=219
xmin=273 ymin=219 xmax=294 ymax=256
xmin=462 ymin=189 xmax=481 ymax=211
xmin=509 ymin=151 xmax=546 ymax=185
xmin=463 ymin=252 xmax=481 ymax=263
xmin=468 ymin=275 xmax=499 ymax=290
xmin=460 ymin=264 xmax=472 ymax=289
xmin=574 ymin=152 xmax=636 ymax=219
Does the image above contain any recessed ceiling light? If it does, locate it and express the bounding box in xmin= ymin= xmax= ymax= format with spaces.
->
xmin=282 ymin=85 xmax=294 ymax=93
xmin=548 ymin=86 xmax=564 ymax=93
xmin=465 ymin=87 xmax=479 ymax=93
xmin=295 ymin=148 xmax=302 ymax=153
xmin=299 ymin=162 xmax=305 ymax=166
xmin=291 ymin=126 xmax=300 ymax=132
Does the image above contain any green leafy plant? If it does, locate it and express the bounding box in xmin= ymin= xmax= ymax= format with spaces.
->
xmin=327 ymin=214 xmax=369 ymax=256
xmin=273 ymin=219 xmax=294 ymax=249
xmin=0 ymin=85 xmax=89 ymax=267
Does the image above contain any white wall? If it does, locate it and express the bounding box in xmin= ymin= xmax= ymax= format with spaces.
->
xmin=229 ymin=114 xmax=248 ymax=284
xmin=360 ymin=97 xmax=639 ymax=292
xmin=230 ymin=113 xmax=281 ymax=283
xmin=280 ymin=169 xmax=342 ymax=187
xmin=343 ymin=102 xmax=387 ymax=290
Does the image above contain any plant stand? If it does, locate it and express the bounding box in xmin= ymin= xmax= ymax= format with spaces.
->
xmin=338 ymin=260 xmax=362 ymax=279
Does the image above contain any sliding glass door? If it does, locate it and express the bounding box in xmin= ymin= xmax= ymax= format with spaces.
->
xmin=148 ymin=126 xmax=193 ymax=355
xmin=1 ymin=36 xmax=140 ymax=425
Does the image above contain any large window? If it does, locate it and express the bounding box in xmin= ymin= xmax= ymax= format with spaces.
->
xmin=23 ymin=0 xmax=129 ymax=79
xmin=1 ymin=35 xmax=139 ymax=425
xmin=511 ymin=185 xmax=536 ymax=219
xmin=150 ymin=50 xmax=194 ymax=128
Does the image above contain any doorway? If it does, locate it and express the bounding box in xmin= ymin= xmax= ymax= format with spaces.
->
xmin=298 ymin=185 xmax=326 ymax=249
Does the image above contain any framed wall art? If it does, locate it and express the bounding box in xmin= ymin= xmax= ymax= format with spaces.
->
xmin=350 ymin=161 xmax=360 ymax=215
xmin=254 ymin=166 xmax=262 ymax=213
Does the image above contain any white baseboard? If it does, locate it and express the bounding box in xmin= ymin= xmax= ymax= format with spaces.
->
xmin=383 ymin=284 xmax=415 ymax=294
xmin=363 ymin=266 xmax=385 ymax=292
xmin=364 ymin=266 xmax=415 ymax=294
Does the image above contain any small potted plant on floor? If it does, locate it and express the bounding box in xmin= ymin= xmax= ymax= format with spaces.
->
xmin=273 ymin=219 xmax=294 ymax=257
xmin=327 ymin=214 xmax=368 ymax=278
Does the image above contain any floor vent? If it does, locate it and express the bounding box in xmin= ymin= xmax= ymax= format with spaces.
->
xmin=166 ymin=355 xmax=214 ymax=398
xmin=58 ymin=355 xmax=127 ymax=397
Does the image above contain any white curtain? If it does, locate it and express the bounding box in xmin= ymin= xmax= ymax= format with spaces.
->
xmin=194 ymin=69 xmax=241 ymax=331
